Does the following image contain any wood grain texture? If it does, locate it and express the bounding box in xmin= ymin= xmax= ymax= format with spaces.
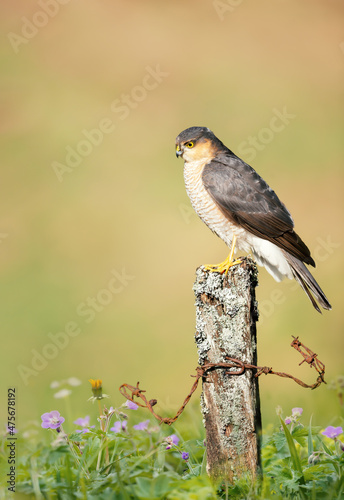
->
xmin=193 ymin=258 xmax=261 ymax=481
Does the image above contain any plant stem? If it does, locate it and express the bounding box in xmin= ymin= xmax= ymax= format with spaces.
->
xmin=96 ymin=400 xmax=104 ymax=470
xmin=97 ymin=400 xmax=103 ymax=426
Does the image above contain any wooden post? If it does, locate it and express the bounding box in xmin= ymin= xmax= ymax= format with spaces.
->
xmin=193 ymin=257 xmax=261 ymax=482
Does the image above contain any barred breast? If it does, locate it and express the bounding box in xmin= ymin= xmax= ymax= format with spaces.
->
xmin=183 ymin=159 xmax=247 ymax=249
xmin=183 ymin=159 xmax=292 ymax=281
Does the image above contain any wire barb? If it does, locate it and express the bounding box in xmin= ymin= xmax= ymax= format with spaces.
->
xmin=119 ymin=336 xmax=326 ymax=426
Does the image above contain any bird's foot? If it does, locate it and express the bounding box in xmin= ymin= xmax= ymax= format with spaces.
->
xmin=203 ymin=256 xmax=242 ymax=275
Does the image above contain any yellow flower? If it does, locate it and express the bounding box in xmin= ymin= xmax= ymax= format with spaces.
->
xmin=89 ymin=379 xmax=102 ymax=390
xmin=89 ymin=379 xmax=103 ymax=399
xmin=88 ymin=379 xmax=109 ymax=402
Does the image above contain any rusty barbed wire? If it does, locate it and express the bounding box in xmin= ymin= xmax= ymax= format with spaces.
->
xmin=119 ymin=336 xmax=325 ymax=426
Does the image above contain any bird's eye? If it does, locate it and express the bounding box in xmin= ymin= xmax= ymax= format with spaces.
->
xmin=185 ymin=141 xmax=194 ymax=148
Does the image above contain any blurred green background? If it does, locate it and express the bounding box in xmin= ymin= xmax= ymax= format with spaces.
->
xmin=1 ymin=0 xmax=343 ymax=432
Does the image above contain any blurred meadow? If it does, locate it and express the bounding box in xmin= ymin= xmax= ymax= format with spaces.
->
xmin=1 ymin=0 xmax=343 ymax=435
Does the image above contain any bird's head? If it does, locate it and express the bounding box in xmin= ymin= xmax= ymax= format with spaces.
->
xmin=175 ymin=126 xmax=224 ymax=163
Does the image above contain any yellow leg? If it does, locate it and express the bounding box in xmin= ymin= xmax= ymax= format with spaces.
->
xmin=203 ymin=235 xmax=242 ymax=275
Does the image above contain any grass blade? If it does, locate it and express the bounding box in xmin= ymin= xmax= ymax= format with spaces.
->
xmin=280 ymin=417 xmax=304 ymax=480
xmin=308 ymin=414 xmax=314 ymax=457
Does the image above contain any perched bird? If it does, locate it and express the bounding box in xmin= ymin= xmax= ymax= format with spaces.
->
xmin=175 ymin=126 xmax=331 ymax=313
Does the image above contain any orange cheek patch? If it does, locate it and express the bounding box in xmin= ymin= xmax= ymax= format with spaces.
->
xmin=190 ymin=139 xmax=217 ymax=162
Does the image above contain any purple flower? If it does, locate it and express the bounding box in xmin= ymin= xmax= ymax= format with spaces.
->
xmin=165 ymin=433 xmax=180 ymax=449
xmin=292 ymin=408 xmax=303 ymax=417
xmin=74 ymin=416 xmax=90 ymax=427
xmin=133 ymin=420 xmax=150 ymax=431
xmin=170 ymin=434 xmax=179 ymax=445
xmin=182 ymin=452 xmax=189 ymax=460
xmin=41 ymin=411 xmax=65 ymax=429
xmin=322 ymin=426 xmax=343 ymax=439
xmin=110 ymin=420 xmax=127 ymax=433
xmin=105 ymin=406 xmax=116 ymax=416
xmin=6 ymin=427 xmax=18 ymax=434
xmin=125 ymin=400 xmax=138 ymax=410
xmin=285 ymin=418 xmax=292 ymax=425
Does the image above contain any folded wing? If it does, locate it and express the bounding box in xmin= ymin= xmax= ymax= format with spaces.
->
xmin=202 ymin=154 xmax=315 ymax=267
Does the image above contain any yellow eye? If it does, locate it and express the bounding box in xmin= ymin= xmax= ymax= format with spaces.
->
xmin=185 ymin=141 xmax=194 ymax=148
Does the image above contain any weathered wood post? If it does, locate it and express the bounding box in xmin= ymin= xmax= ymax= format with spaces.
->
xmin=193 ymin=257 xmax=261 ymax=482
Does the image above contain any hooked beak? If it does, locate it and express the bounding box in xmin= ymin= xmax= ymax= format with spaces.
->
xmin=175 ymin=145 xmax=182 ymax=158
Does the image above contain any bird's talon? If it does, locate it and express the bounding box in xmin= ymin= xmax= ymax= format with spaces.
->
xmin=203 ymin=258 xmax=242 ymax=275
xmin=203 ymin=264 xmax=220 ymax=272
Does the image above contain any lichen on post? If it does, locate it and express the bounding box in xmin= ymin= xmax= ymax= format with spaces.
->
xmin=193 ymin=257 xmax=261 ymax=482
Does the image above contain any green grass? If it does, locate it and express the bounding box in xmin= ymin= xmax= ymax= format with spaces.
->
xmin=1 ymin=380 xmax=343 ymax=499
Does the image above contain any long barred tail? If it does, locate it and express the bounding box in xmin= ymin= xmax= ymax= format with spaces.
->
xmin=284 ymin=252 xmax=332 ymax=313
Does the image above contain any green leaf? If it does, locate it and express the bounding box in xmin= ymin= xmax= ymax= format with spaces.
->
xmin=134 ymin=474 xmax=172 ymax=499
xmin=154 ymin=448 xmax=166 ymax=471
xmin=292 ymin=426 xmax=317 ymax=449
xmin=290 ymin=427 xmax=308 ymax=448
xmin=47 ymin=445 xmax=70 ymax=465
xmin=281 ymin=475 xmax=302 ymax=493
xmin=69 ymin=432 xmax=83 ymax=442
xmin=80 ymin=436 xmax=102 ymax=469
xmin=308 ymin=415 xmax=313 ymax=457
xmin=280 ymin=417 xmax=304 ymax=481
xmin=272 ymin=431 xmax=290 ymax=458
xmin=201 ymin=447 xmax=207 ymax=476
xmin=316 ymin=434 xmax=333 ymax=456
xmin=303 ymin=463 xmax=333 ymax=481
xmin=273 ymin=431 xmax=287 ymax=452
